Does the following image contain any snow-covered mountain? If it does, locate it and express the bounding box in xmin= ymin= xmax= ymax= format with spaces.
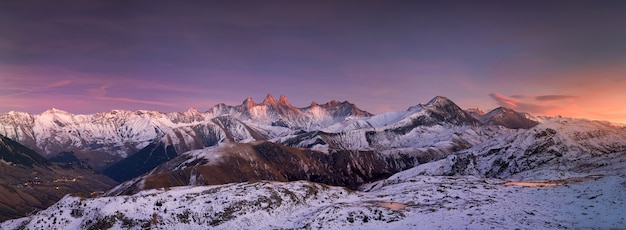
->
xmin=0 ymin=95 xmax=543 ymax=187
xmin=5 ymin=131 xmax=625 ymax=229
xmin=0 ymin=94 xmax=371 ymax=170
xmin=103 ymin=96 xmax=503 ymax=191
xmin=471 ymin=107 xmax=539 ymax=129
xmin=102 ymin=96 xmax=545 ymax=196
xmin=0 ymin=109 xmax=206 ymax=170
xmin=407 ymin=117 xmax=626 ymax=180
xmin=2 ymin=95 xmax=626 ymax=229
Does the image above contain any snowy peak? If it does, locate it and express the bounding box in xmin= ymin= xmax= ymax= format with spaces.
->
xmin=425 ymin=96 xmax=453 ymax=107
xmin=481 ymin=107 xmax=539 ymax=129
xmin=422 ymin=96 xmax=464 ymax=112
xmin=418 ymin=96 xmax=481 ymax=126
xmin=42 ymin=108 xmax=70 ymax=114
xmin=279 ymin=94 xmax=290 ymax=105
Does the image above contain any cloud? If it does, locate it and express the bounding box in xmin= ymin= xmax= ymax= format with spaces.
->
xmin=96 ymin=96 xmax=178 ymax=107
xmin=88 ymin=84 xmax=111 ymax=98
xmin=0 ymin=80 xmax=71 ymax=97
xmin=47 ymin=80 xmax=72 ymax=88
xmin=535 ymin=95 xmax=577 ymax=101
xmin=86 ymin=84 xmax=178 ymax=107
xmin=510 ymin=95 xmax=528 ymax=99
xmin=489 ymin=93 xmax=560 ymax=114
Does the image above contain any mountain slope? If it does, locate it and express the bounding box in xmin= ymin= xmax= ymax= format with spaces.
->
xmin=106 ymin=141 xmax=421 ymax=195
xmin=0 ymin=135 xmax=117 ymax=222
xmin=5 ymin=163 xmax=625 ymax=229
xmin=0 ymin=135 xmax=49 ymax=167
xmin=102 ymin=143 xmax=178 ymax=183
xmin=404 ymin=117 xmax=626 ymax=180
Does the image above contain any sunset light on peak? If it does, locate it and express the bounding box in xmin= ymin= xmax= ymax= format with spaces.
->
xmin=0 ymin=1 xmax=625 ymax=124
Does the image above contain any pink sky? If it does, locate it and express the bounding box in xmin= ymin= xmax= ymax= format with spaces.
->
xmin=1 ymin=1 xmax=625 ymax=124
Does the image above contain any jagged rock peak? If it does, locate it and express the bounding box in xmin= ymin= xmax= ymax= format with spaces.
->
xmin=279 ymin=94 xmax=290 ymax=105
xmin=466 ymin=108 xmax=485 ymax=115
xmin=242 ymin=97 xmax=255 ymax=108
xmin=310 ymin=101 xmax=318 ymax=107
xmin=262 ymin=93 xmax=277 ymax=105
xmin=327 ymin=100 xmax=340 ymax=106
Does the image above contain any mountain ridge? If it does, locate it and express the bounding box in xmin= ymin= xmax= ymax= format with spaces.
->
xmin=0 ymin=95 xmax=373 ymax=170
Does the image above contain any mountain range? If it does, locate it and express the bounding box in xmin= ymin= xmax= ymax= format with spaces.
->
xmin=0 ymin=95 xmax=625 ymax=229
xmin=0 ymin=94 xmax=371 ymax=171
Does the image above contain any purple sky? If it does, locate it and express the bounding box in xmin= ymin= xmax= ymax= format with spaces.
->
xmin=1 ymin=1 xmax=626 ymax=123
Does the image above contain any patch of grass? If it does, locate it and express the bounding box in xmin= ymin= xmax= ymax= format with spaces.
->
xmin=15 ymin=220 xmax=29 ymax=230
xmin=70 ymin=209 xmax=84 ymax=218
xmin=84 ymin=215 xmax=115 ymax=230
xmin=176 ymin=209 xmax=192 ymax=224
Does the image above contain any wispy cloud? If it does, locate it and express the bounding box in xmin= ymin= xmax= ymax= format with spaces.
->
xmin=88 ymin=84 xmax=111 ymax=98
xmin=95 ymin=96 xmax=179 ymax=107
xmin=535 ymin=95 xmax=577 ymax=101
xmin=489 ymin=93 xmax=561 ymax=114
xmin=510 ymin=95 xmax=528 ymax=99
xmin=0 ymin=80 xmax=71 ymax=97
xmin=86 ymin=83 xmax=179 ymax=107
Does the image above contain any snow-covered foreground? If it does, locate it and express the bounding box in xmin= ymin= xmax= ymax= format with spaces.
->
xmin=3 ymin=171 xmax=624 ymax=229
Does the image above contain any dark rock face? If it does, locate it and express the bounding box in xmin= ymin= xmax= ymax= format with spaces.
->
xmin=103 ymin=143 xmax=177 ymax=183
xmin=0 ymin=135 xmax=49 ymax=167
